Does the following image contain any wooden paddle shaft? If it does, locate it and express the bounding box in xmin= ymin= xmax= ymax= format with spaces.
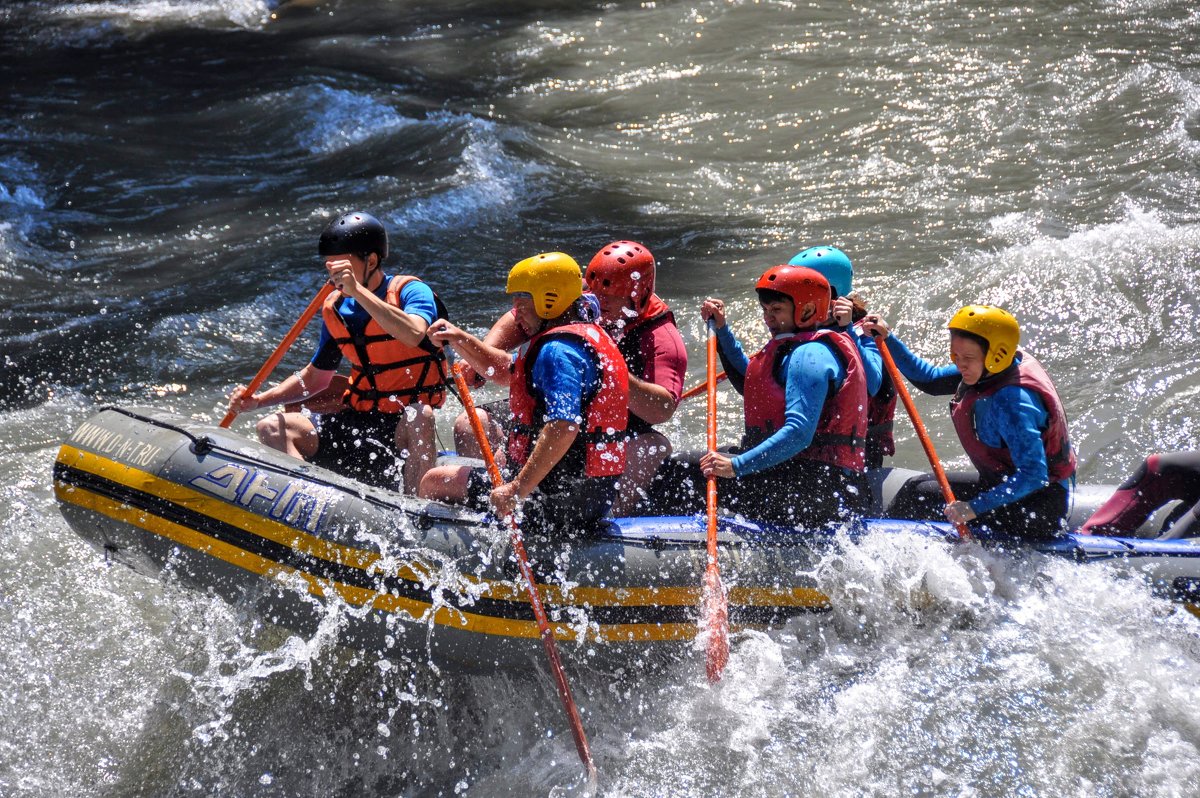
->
xmin=220 ymin=283 xmax=334 ymax=428
xmin=875 ymin=336 xmax=973 ymax=541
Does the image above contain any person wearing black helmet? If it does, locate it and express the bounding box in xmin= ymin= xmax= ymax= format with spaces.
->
xmin=228 ymin=211 xmax=448 ymax=493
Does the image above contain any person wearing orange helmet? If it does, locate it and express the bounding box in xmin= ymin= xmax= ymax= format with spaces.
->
xmin=655 ymin=265 xmax=870 ymax=528
xmin=862 ymin=305 xmax=1075 ymax=538
xmin=583 ymin=241 xmax=687 ymax=514
xmin=420 ymin=253 xmax=629 ymax=538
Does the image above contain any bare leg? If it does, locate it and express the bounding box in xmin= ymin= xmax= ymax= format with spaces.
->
xmin=612 ymin=431 xmax=672 ymax=516
xmin=453 ymin=408 xmax=505 ymax=460
xmin=396 ymin=403 xmax=438 ymax=495
xmin=418 ymin=464 xmax=473 ymax=503
xmin=256 ymin=411 xmax=319 ymax=460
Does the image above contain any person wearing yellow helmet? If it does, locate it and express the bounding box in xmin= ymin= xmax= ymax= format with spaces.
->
xmin=447 ymin=241 xmax=687 ymax=516
xmin=862 ymin=304 xmax=1076 ymax=538
xmin=419 ymin=253 xmax=630 ymax=538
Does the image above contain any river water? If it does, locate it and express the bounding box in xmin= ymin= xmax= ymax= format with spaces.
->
xmin=3 ymin=0 xmax=1200 ymax=795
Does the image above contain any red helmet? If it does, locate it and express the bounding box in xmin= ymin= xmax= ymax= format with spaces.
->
xmin=585 ymin=240 xmax=656 ymax=312
xmin=755 ymin=265 xmax=830 ymax=328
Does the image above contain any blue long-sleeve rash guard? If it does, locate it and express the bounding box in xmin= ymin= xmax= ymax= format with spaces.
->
xmin=848 ymin=325 xmax=883 ymax=397
xmin=885 ymin=334 xmax=1066 ymax=515
xmin=714 ymin=325 xmax=845 ymax=477
xmin=311 ymin=276 xmax=439 ymax=370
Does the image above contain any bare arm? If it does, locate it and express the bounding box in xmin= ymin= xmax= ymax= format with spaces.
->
xmin=229 ymin=363 xmax=335 ymax=413
xmin=350 ymin=285 xmax=431 ymax=347
xmin=460 ymin=311 xmax=529 ymax=385
xmin=427 ymin=320 xmax=514 ymax=386
xmin=490 ymin=420 xmax=579 ymax=516
xmin=484 ymin=310 xmax=528 ymax=350
xmin=326 ymin=258 xmax=430 ymax=347
xmin=628 ymin=375 xmax=677 ymax=425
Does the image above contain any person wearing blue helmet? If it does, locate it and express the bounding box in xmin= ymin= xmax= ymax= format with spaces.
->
xmin=789 ymin=245 xmax=897 ymax=469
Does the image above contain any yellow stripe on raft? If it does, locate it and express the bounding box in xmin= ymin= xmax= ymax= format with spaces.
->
xmin=55 ymin=481 xmax=708 ymax=642
xmin=54 ymin=446 xmax=830 ymax=628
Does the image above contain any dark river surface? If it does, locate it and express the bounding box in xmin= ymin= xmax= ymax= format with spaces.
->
xmin=2 ymin=1 xmax=1200 ymax=795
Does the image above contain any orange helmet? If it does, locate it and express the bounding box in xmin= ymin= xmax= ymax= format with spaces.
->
xmin=755 ymin=265 xmax=830 ymax=328
xmin=585 ymin=240 xmax=656 ymax=312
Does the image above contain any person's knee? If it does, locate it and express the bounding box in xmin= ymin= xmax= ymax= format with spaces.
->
xmin=453 ymin=411 xmax=470 ymax=439
xmin=256 ymin=414 xmax=287 ymax=448
xmin=639 ymin=431 xmax=672 ymax=462
xmin=419 ymin=465 xmax=468 ymax=501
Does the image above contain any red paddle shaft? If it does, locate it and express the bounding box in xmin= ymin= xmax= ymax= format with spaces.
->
xmin=446 ymin=352 xmax=598 ymax=781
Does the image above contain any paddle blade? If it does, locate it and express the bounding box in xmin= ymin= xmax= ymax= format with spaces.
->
xmin=701 ymin=561 xmax=729 ymax=682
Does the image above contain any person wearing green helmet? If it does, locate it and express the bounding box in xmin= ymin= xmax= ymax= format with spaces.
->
xmin=228 ymin=211 xmax=448 ymax=494
xmin=419 ymin=253 xmax=630 ymax=539
xmin=861 ymin=305 xmax=1076 ymax=538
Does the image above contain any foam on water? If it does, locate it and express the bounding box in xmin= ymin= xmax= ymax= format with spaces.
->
xmin=592 ymin=532 xmax=1200 ymax=796
xmin=47 ymin=0 xmax=270 ymax=35
xmin=293 ymin=85 xmax=420 ymax=156
xmin=0 ymin=157 xmax=50 ymax=275
xmin=386 ymin=114 xmax=541 ymax=233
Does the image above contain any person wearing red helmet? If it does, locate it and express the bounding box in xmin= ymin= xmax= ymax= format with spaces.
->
xmin=583 ymin=241 xmax=687 ymax=515
xmin=450 ymin=241 xmax=686 ymax=515
xmin=658 ymin=265 xmax=870 ymax=528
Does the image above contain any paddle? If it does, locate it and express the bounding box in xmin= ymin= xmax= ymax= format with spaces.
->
xmin=701 ymin=324 xmax=730 ymax=682
xmin=443 ymin=346 xmax=599 ymax=784
xmin=874 ymin=335 xmax=973 ymax=541
xmin=680 ymin=370 xmax=727 ymax=402
xmin=220 ymin=283 xmax=335 ymax=428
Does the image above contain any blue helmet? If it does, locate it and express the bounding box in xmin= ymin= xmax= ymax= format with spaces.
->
xmin=788 ymin=246 xmax=852 ymax=298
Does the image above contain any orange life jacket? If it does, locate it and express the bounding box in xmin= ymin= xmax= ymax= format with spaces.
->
xmin=321 ymin=275 xmax=447 ymax=413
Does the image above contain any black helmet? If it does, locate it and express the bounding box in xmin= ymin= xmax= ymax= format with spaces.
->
xmin=318 ymin=211 xmax=388 ymax=261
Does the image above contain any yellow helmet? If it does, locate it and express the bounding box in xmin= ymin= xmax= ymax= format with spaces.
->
xmin=948 ymin=305 xmax=1020 ymax=373
xmin=506 ymin=252 xmax=584 ymax=320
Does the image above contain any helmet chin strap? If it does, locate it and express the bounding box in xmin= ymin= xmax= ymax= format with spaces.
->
xmin=363 ymin=253 xmax=383 ymax=288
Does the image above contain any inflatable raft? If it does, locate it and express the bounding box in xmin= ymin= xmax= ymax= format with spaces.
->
xmin=53 ymin=407 xmax=1200 ymax=669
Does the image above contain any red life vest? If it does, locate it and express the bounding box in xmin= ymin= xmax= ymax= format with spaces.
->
xmin=743 ymin=329 xmax=868 ymax=472
xmin=611 ymin=294 xmax=675 ymax=377
xmin=609 ymin=294 xmax=677 ymax=434
xmin=507 ymin=323 xmax=629 ymax=480
xmin=867 ymin=364 xmax=898 ymax=459
xmin=848 ymin=321 xmax=898 ymax=460
xmin=321 ymin=275 xmax=448 ymax=413
xmin=949 ymin=350 xmax=1076 ymax=485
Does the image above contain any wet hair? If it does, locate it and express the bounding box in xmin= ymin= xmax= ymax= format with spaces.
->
xmin=950 ymin=328 xmax=990 ymax=356
xmin=756 ymin=288 xmax=793 ymax=307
